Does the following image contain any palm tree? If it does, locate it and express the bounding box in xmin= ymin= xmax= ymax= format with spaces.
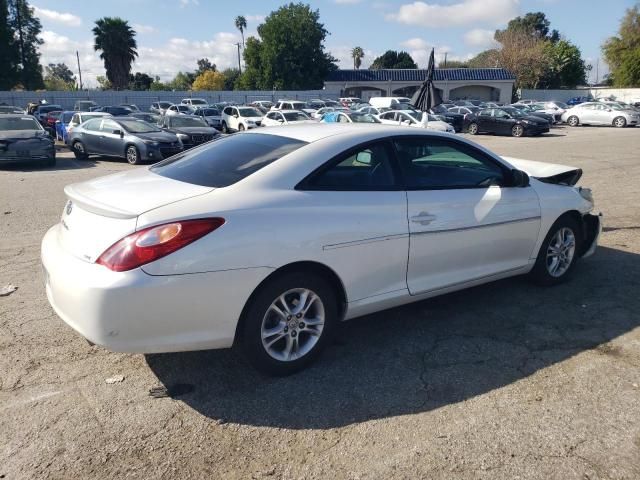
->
xmin=351 ymin=47 xmax=365 ymax=70
xmin=93 ymin=17 xmax=138 ymax=90
xmin=235 ymin=15 xmax=247 ymax=48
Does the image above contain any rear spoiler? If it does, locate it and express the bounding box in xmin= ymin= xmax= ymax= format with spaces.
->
xmin=64 ymin=185 xmax=138 ymax=219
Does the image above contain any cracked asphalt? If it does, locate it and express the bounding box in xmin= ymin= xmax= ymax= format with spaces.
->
xmin=1 ymin=126 xmax=639 ymax=479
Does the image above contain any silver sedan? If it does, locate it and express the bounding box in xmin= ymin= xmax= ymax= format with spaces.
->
xmin=561 ymin=102 xmax=640 ymax=127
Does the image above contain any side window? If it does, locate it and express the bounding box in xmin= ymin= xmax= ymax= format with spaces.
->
xmin=305 ymin=142 xmax=397 ymax=190
xmin=83 ymin=119 xmax=102 ymax=131
xmin=71 ymin=114 xmax=79 ymax=125
xmin=494 ymin=109 xmax=509 ymax=118
xmin=101 ymin=119 xmax=120 ymax=132
xmin=265 ymin=112 xmax=275 ymax=120
xmin=479 ymin=109 xmax=492 ymax=117
xmin=393 ymin=137 xmax=505 ymax=189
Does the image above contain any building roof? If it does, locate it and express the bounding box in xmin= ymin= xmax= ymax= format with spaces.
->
xmin=326 ymin=68 xmax=515 ymax=82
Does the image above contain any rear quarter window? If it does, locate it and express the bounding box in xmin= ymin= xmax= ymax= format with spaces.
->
xmin=150 ymin=133 xmax=308 ymax=187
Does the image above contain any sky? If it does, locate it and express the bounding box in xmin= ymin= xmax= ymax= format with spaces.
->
xmin=32 ymin=0 xmax=636 ymax=88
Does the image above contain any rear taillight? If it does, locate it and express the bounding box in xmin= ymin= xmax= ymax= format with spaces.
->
xmin=96 ymin=218 xmax=225 ymax=272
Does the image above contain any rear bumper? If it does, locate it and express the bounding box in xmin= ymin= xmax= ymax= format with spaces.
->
xmin=42 ymin=224 xmax=273 ymax=353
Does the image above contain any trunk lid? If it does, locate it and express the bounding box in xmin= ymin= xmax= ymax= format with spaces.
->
xmin=59 ymin=168 xmax=213 ymax=262
xmin=502 ymin=156 xmax=582 ymax=186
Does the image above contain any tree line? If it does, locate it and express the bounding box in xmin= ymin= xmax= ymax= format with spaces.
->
xmin=1 ymin=1 xmax=640 ymax=92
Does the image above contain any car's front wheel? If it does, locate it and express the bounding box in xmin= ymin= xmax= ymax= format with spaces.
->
xmin=567 ymin=115 xmax=579 ymax=127
xmin=530 ymin=215 xmax=582 ymax=286
xmin=126 ymin=145 xmax=140 ymax=165
xmin=242 ymin=272 xmax=337 ymax=376
xmin=613 ymin=116 xmax=627 ymax=128
xmin=467 ymin=122 xmax=479 ymax=135
xmin=512 ymin=124 xmax=524 ymax=137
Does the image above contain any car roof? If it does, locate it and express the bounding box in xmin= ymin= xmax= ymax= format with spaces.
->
xmin=79 ymin=111 xmax=111 ymax=116
xmin=1 ymin=113 xmax=38 ymax=119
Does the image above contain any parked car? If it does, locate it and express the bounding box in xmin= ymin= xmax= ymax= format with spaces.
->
xmin=68 ymin=116 xmax=183 ymax=164
xmin=0 ymin=105 xmax=25 ymax=114
xmin=150 ymin=101 xmax=173 ymax=115
xmin=357 ymin=106 xmax=388 ymax=116
xmin=54 ymin=111 xmax=76 ymax=142
xmin=95 ymin=106 xmax=135 ymax=116
xmin=515 ymin=99 xmax=536 ymax=105
xmin=129 ymin=112 xmax=162 ymax=124
xmin=120 ymin=104 xmax=140 ymax=112
xmin=250 ymin=100 xmax=274 ymax=112
xmin=479 ymin=102 xmax=502 ymax=109
xmin=306 ymin=100 xmax=326 ymax=110
xmin=320 ymin=111 xmax=380 ymax=123
xmin=448 ymin=106 xmax=481 ymax=118
xmin=262 ymin=110 xmax=316 ymax=126
xmin=377 ymin=110 xmax=455 ymax=133
xmin=42 ymin=110 xmax=63 ymax=130
xmin=159 ymin=115 xmax=219 ymax=149
xmin=181 ymin=98 xmax=209 ymax=111
xmin=453 ymin=100 xmax=476 ymax=107
xmin=466 ymin=107 xmax=550 ymax=137
xmin=192 ymin=107 xmax=223 ymax=130
xmin=561 ymin=102 xmax=640 ymax=128
xmin=312 ymin=107 xmax=349 ymax=120
xmin=430 ymin=104 xmax=464 ymax=132
xmin=339 ymin=97 xmax=363 ymax=107
xmin=271 ymin=100 xmax=315 ymax=115
xmin=165 ymin=104 xmax=192 ymax=116
xmin=221 ymin=105 xmax=264 ymax=132
xmin=566 ymin=96 xmax=592 ymax=106
xmin=510 ymin=104 xmax=555 ymax=125
xmin=42 ymin=124 xmax=601 ymax=375
xmin=65 ymin=112 xmax=112 ymax=142
xmin=369 ymin=97 xmax=411 ymax=109
xmin=73 ymin=100 xmax=99 ymax=112
xmin=0 ymin=114 xmax=55 ymax=167
xmin=33 ymin=104 xmax=63 ymax=123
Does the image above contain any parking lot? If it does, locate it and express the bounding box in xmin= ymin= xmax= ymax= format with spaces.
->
xmin=1 ymin=126 xmax=639 ymax=479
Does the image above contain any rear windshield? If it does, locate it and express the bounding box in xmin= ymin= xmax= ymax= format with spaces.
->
xmin=0 ymin=117 xmax=42 ymax=131
xmin=39 ymin=105 xmax=62 ymax=113
xmin=151 ymin=133 xmax=307 ymax=187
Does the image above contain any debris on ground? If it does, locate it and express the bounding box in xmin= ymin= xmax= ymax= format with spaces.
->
xmin=0 ymin=285 xmax=17 ymax=297
xmin=105 ymin=375 xmax=125 ymax=384
xmin=149 ymin=383 xmax=195 ymax=399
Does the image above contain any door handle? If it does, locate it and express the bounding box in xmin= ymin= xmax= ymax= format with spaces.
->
xmin=411 ymin=213 xmax=437 ymax=225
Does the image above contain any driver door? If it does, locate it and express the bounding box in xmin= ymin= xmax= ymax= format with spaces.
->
xmin=395 ymin=136 xmax=541 ymax=294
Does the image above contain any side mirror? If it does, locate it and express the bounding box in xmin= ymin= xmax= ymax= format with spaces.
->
xmin=510 ymin=169 xmax=529 ymax=188
xmin=113 ymin=129 xmax=123 ymax=137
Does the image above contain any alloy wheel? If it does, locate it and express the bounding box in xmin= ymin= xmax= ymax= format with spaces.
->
xmin=546 ymin=227 xmax=576 ymax=278
xmin=613 ymin=117 xmax=626 ymax=128
xmin=468 ymin=123 xmax=478 ymax=135
xmin=512 ymin=125 xmax=524 ymax=137
xmin=126 ymin=146 xmax=139 ymax=165
xmin=260 ymin=288 xmax=325 ymax=362
xmin=568 ymin=116 xmax=579 ymax=127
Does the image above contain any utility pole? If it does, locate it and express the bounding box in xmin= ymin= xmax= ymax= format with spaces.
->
xmin=596 ymin=58 xmax=599 ymax=85
xmin=76 ymin=51 xmax=83 ymax=91
xmin=443 ymin=52 xmax=447 ymax=68
xmin=14 ymin=0 xmax=26 ymax=86
xmin=234 ymin=42 xmax=242 ymax=74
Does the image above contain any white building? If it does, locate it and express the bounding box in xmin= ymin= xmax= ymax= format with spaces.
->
xmin=324 ymin=68 xmax=516 ymax=103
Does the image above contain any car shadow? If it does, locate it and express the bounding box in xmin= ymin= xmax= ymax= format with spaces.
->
xmin=146 ymin=246 xmax=639 ymax=429
xmin=0 ymin=157 xmax=99 ymax=172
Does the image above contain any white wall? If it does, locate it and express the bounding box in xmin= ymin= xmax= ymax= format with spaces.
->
xmin=520 ymin=88 xmax=640 ymax=103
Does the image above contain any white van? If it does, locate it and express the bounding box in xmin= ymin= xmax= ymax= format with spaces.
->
xmin=369 ymin=97 xmax=412 ymax=108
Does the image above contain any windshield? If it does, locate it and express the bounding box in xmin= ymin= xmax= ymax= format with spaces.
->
xmin=348 ymin=112 xmax=380 ymax=123
xmin=61 ymin=112 xmax=74 ymax=122
xmin=0 ymin=117 xmax=42 ymax=131
xmin=200 ymin=108 xmax=220 ymax=116
xmin=238 ymin=107 xmax=262 ymax=117
xmin=190 ymin=99 xmax=207 ymax=105
xmin=40 ymin=105 xmax=62 ymax=113
xmin=283 ymin=111 xmax=310 ymax=121
xmin=119 ymin=119 xmax=161 ymax=133
xmin=159 ymin=102 xmax=172 ymax=108
xmin=169 ymin=116 xmax=208 ymax=127
xmin=151 ymin=133 xmax=307 ymax=187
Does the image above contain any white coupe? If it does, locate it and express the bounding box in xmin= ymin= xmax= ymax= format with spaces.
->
xmin=377 ymin=110 xmax=456 ymax=133
xmin=42 ymin=124 xmax=601 ymax=375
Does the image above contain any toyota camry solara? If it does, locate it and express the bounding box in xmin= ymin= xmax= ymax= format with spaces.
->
xmin=42 ymin=124 xmax=601 ymax=375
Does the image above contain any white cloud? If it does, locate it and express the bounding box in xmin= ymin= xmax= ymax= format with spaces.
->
xmin=387 ymin=0 xmax=520 ymax=27
xmin=245 ymin=14 xmax=266 ymax=23
xmin=463 ymin=29 xmax=498 ymax=48
xmin=33 ymin=6 xmax=82 ymax=27
xmin=400 ymin=38 xmax=430 ymax=50
xmin=132 ymin=24 xmax=156 ymax=34
xmin=179 ymin=0 xmax=199 ymax=7
xmin=398 ymin=38 xmax=474 ymax=67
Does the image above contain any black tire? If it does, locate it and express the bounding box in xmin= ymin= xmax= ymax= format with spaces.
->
xmin=125 ymin=145 xmax=140 ymax=165
xmin=72 ymin=141 xmax=88 ymax=159
xmin=238 ymin=124 xmax=245 ymax=131
xmin=613 ymin=116 xmax=626 ymax=128
xmin=567 ymin=115 xmax=579 ymax=127
xmin=529 ymin=214 xmax=583 ymax=286
xmin=467 ymin=122 xmax=479 ymax=135
xmin=222 ymin=121 xmax=229 ymax=134
xmin=241 ymin=272 xmax=338 ymax=376
xmin=512 ymin=124 xmax=524 ymax=137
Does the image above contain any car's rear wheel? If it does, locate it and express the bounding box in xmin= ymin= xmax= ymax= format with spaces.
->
xmin=468 ymin=122 xmax=479 ymax=135
xmin=72 ymin=141 xmax=88 ymax=159
xmin=512 ymin=124 xmax=524 ymax=137
xmin=530 ymin=215 xmax=582 ymax=286
xmin=221 ymin=122 xmax=229 ymax=134
xmin=126 ymin=145 xmax=140 ymax=165
xmin=613 ymin=116 xmax=627 ymax=128
xmin=242 ymin=272 xmax=337 ymax=376
xmin=567 ymin=115 xmax=579 ymax=127
xmin=238 ymin=124 xmax=245 ymax=131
